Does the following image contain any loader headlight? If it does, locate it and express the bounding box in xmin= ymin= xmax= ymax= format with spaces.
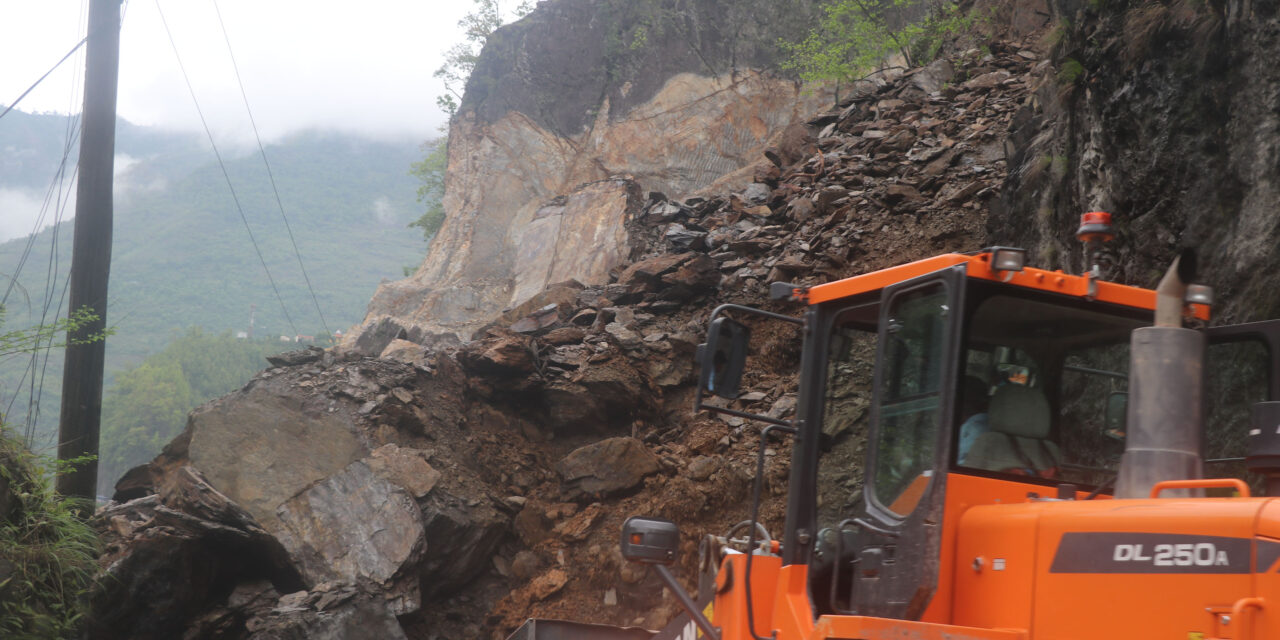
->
xmin=989 ymin=246 xmax=1027 ymax=272
xmin=1185 ymin=284 xmax=1214 ymax=306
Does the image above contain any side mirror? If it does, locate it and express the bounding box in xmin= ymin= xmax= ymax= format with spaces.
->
xmin=620 ymin=516 xmax=720 ymax=639
xmin=1105 ymin=391 xmax=1128 ymax=439
xmin=697 ymin=318 xmax=749 ymax=399
xmin=620 ymin=516 xmax=679 ymax=565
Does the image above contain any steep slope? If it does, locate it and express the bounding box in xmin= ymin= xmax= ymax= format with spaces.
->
xmin=93 ymin=1 xmax=1280 ymax=638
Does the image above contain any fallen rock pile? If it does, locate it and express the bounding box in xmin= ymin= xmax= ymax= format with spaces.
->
xmin=89 ymin=36 xmax=1044 ymax=640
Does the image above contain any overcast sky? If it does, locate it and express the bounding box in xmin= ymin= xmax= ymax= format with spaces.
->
xmin=0 ymin=0 xmax=497 ymax=242
xmin=1 ymin=0 xmax=474 ymax=143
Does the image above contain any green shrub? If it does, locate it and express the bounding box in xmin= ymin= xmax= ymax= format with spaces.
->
xmin=781 ymin=0 xmax=973 ymax=91
xmin=0 ymin=431 xmax=100 ymax=639
xmin=1057 ymin=57 xmax=1086 ymax=85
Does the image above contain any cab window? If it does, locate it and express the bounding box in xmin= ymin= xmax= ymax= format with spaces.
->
xmin=955 ymin=291 xmax=1146 ymax=486
xmin=872 ymin=284 xmax=948 ymax=515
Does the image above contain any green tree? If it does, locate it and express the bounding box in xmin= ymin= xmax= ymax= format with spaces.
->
xmin=97 ymin=359 xmax=193 ymax=485
xmin=407 ymin=138 xmax=448 ymax=241
xmin=434 ymin=0 xmax=533 ymax=117
xmin=781 ymin=0 xmax=970 ymax=91
xmin=96 ymin=329 xmax=291 ymax=489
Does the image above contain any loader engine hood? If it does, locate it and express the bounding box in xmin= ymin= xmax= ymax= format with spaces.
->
xmin=952 ymin=495 xmax=1280 ymax=637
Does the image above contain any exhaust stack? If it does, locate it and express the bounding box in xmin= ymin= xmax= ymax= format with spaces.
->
xmin=1115 ymin=251 xmax=1205 ymax=499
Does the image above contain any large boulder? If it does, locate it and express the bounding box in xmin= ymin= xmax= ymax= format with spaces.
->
xmin=186 ymin=386 xmax=366 ymax=532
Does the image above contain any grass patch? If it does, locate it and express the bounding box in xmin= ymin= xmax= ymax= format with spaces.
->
xmin=1057 ymin=57 xmax=1086 ymax=86
xmin=0 ymin=431 xmax=100 ymax=639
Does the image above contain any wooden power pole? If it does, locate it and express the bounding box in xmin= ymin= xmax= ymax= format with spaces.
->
xmin=57 ymin=0 xmax=123 ymax=501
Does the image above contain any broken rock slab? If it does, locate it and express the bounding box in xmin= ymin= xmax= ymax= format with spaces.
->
xmin=557 ymin=437 xmax=661 ymax=497
xmin=266 ymin=347 xmax=324 ymax=368
xmin=88 ymin=474 xmax=303 ymax=640
xmin=245 ymin=584 xmax=408 ymax=640
xmin=365 ymin=444 xmax=441 ymax=499
xmin=459 ymin=330 xmax=535 ymax=375
xmin=273 ymin=459 xmax=425 ymax=615
xmin=379 ymin=339 xmax=427 ymax=368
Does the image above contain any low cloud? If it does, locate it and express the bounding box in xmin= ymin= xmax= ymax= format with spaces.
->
xmin=0 ymin=187 xmax=72 ymax=243
xmin=371 ymin=196 xmax=398 ymax=225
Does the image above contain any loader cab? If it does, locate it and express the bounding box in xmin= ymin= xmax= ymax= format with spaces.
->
xmin=799 ymin=255 xmax=1170 ymax=620
xmin=794 ymin=254 xmax=1280 ymax=623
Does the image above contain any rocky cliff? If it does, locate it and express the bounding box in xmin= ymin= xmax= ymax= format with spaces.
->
xmin=358 ymin=0 xmax=826 ymax=342
xmin=995 ymin=0 xmax=1280 ymax=323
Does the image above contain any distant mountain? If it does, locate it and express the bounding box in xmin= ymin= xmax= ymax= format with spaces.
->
xmin=0 ymin=110 xmax=429 ymax=450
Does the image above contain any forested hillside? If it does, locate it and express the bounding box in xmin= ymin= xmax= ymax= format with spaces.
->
xmin=0 ymin=111 xmax=430 ymax=458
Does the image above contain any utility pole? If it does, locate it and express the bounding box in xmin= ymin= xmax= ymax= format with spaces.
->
xmin=249 ymin=303 xmax=257 ymax=338
xmin=57 ymin=0 xmax=123 ymax=501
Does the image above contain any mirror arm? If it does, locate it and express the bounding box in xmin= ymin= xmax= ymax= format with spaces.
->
xmin=693 ymin=403 xmax=796 ymax=428
xmin=708 ymin=303 xmax=804 ymax=326
xmin=652 ymin=564 xmax=721 ymax=640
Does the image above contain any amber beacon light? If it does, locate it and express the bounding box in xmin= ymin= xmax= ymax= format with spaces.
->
xmin=1076 ymin=210 xmax=1115 ymax=244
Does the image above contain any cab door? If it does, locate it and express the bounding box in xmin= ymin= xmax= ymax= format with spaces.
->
xmin=848 ymin=266 xmax=965 ymax=618
xmin=1203 ymin=320 xmax=1280 ymax=482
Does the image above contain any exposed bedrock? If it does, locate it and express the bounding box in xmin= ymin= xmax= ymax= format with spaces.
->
xmin=358 ymin=0 xmax=827 ymax=341
xmin=995 ymin=0 xmax=1280 ymax=323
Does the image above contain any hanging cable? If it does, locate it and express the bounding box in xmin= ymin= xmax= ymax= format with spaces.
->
xmin=25 ymin=143 xmax=83 ymax=447
xmin=155 ymin=0 xmax=300 ymax=337
xmin=1 ymin=127 xmax=79 ymax=310
xmin=4 ymin=122 xmax=81 ymax=446
xmin=0 ymin=39 xmax=87 ymax=122
xmin=10 ymin=125 xmax=80 ymax=445
xmin=211 ymin=0 xmax=332 ymax=340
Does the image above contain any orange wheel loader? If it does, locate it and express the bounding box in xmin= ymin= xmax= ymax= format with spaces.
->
xmin=507 ymin=214 xmax=1280 ymax=640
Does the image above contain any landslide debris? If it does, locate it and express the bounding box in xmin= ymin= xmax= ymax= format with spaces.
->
xmin=89 ymin=35 xmax=1043 ymax=640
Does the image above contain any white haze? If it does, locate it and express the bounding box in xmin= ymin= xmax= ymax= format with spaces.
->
xmin=0 ymin=153 xmax=156 ymax=243
xmin=0 ymin=187 xmax=68 ymax=243
xmin=2 ymin=1 xmax=476 ymax=145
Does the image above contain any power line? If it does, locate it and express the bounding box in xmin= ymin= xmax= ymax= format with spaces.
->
xmin=155 ymin=0 xmax=300 ymax=337
xmin=4 ymin=106 xmax=82 ymax=444
xmin=0 ymin=125 xmax=81 ymax=311
xmin=25 ymin=132 xmax=83 ymax=447
xmin=0 ymin=38 xmax=87 ymax=122
xmin=211 ymin=0 xmax=332 ymax=339
xmin=12 ymin=1 xmax=92 ymax=449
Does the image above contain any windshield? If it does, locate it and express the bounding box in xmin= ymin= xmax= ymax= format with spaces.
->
xmin=955 ymin=290 xmax=1148 ymax=486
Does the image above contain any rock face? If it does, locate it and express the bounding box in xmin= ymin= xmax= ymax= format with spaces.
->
xmin=273 ymin=459 xmax=424 ymax=612
xmin=358 ymin=0 xmax=827 ymax=341
xmin=996 ymin=0 xmax=1280 ymax=323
